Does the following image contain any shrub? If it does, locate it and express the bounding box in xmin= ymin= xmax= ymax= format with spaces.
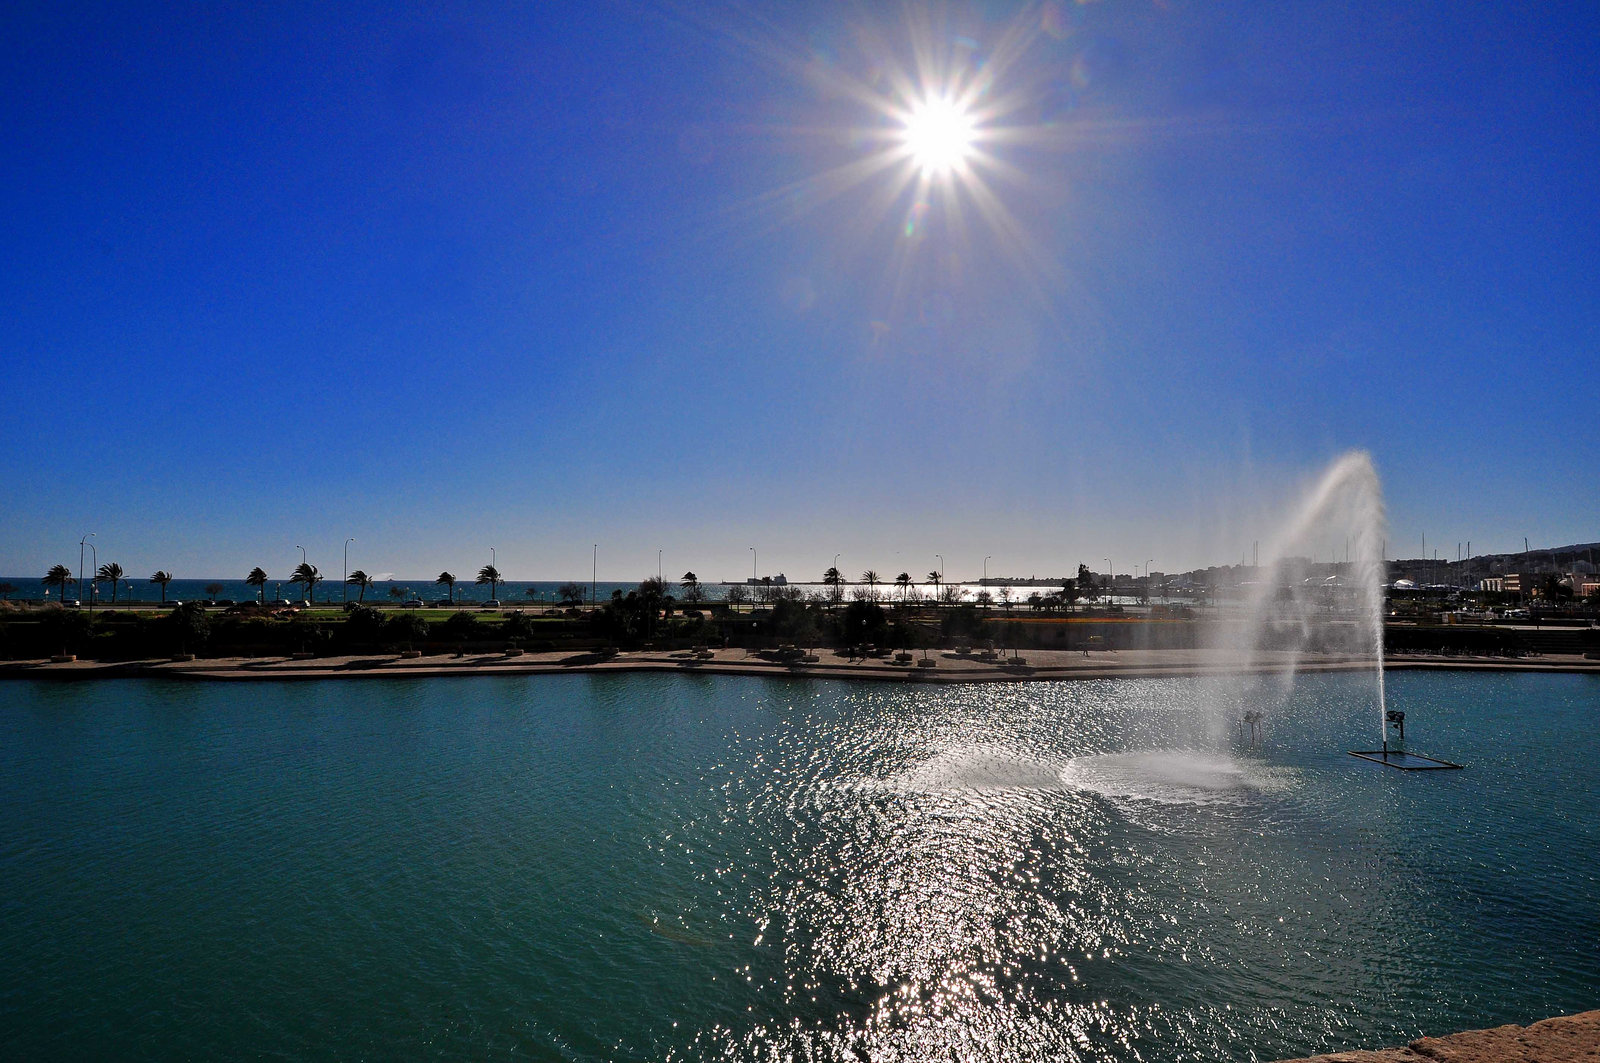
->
xmin=839 ymin=601 xmax=889 ymax=647
xmin=165 ymin=602 xmax=211 ymax=654
xmin=385 ymin=613 xmax=429 ymax=643
xmin=342 ymin=605 xmax=386 ymax=644
xmin=440 ymin=611 xmax=482 ymax=641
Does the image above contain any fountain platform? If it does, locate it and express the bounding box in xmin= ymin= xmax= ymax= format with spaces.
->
xmin=1348 ymin=749 xmax=1464 ymax=770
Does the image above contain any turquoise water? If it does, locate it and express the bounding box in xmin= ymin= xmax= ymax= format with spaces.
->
xmin=1 ymin=671 xmax=1596 ymax=1060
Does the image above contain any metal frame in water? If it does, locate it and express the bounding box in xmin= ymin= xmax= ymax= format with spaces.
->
xmin=1348 ymin=749 xmax=1465 ymax=770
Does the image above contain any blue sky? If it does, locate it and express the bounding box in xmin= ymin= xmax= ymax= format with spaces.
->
xmin=2 ymin=1 xmax=1595 ymax=582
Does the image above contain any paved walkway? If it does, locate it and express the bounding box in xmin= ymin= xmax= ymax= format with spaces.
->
xmin=5 ymin=647 xmax=1597 ymax=683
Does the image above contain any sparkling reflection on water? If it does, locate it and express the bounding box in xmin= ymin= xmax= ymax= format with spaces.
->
xmin=1 ymin=671 xmax=1596 ymax=1061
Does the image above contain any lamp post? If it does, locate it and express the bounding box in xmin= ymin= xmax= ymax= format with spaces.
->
xmin=936 ymin=554 xmax=943 ymax=601
xmin=1105 ymin=558 xmax=1112 ymax=603
xmin=296 ymin=545 xmax=307 ymax=603
xmin=86 ymin=540 xmax=96 ymax=612
xmin=78 ymin=532 xmax=94 ymax=605
xmin=344 ymin=537 xmax=356 ymax=603
xmin=750 ymin=547 xmax=756 ymax=582
xmin=658 ymin=549 xmax=663 ymax=583
xmin=591 ymin=544 xmax=597 ymax=610
xmin=984 ymin=555 xmax=991 ymax=584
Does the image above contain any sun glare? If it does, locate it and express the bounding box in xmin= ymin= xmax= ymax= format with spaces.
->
xmin=901 ymin=97 xmax=976 ymax=177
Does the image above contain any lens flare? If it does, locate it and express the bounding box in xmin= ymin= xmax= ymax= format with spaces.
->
xmin=902 ymin=96 xmax=976 ymax=176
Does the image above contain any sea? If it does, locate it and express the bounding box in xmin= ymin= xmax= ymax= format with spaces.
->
xmin=1 ymin=576 xmax=1144 ymax=607
xmin=2 ymin=669 xmax=1595 ymax=1060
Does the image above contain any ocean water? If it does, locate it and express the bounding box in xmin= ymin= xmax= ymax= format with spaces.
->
xmin=1 ymin=670 xmax=1595 ymax=1060
xmin=1 ymin=575 xmax=1147 ymax=608
xmin=3 ymin=577 xmax=692 ymax=606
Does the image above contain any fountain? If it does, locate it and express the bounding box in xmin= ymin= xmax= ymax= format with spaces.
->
xmin=1064 ymin=451 xmax=1461 ymax=805
xmin=1210 ymin=449 xmax=1461 ymax=769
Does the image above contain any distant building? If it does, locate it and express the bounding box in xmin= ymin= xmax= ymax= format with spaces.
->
xmin=1478 ymin=577 xmax=1506 ymax=593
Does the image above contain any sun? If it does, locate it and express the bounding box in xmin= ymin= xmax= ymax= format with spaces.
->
xmin=901 ymin=96 xmax=976 ymax=177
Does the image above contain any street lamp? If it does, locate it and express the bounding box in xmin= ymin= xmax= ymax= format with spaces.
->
xmin=658 ymin=549 xmax=663 ymax=582
xmin=296 ymin=544 xmax=307 ymax=604
xmin=984 ymin=555 xmax=991 ymax=584
xmin=344 ymin=537 xmax=356 ymax=603
xmin=591 ymin=544 xmax=597 ymax=609
xmin=750 ymin=546 xmax=756 ymax=582
xmin=1105 ymin=558 xmax=1112 ymax=602
xmin=78 ymin=532 xmax=94 ymax=605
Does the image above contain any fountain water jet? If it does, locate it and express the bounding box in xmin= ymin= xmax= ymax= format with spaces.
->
xmin=1188 ymin=450 xmax=1393 ymax=751
xmin=1059 ymin=451 xmax=1460 ymax=803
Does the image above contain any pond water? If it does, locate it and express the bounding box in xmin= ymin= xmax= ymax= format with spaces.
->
xmin=2 ymin=670 xmax=1596 ymax=1061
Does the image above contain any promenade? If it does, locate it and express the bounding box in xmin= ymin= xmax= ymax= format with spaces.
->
xmin=5 ymin=646 xmax=1598 ymax=683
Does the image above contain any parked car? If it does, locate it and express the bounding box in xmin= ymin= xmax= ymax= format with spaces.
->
xmin=61 ymin=599 xmax=81 ymax=608
xmin=431 ymin=598 xmax=452 ymax=607
xmin=481 ymin=599 xmax=501 ymax=610
xmin=401 ymin=598 xmax=425 ymax=609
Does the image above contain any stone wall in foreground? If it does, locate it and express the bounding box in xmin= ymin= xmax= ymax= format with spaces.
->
xmin=1275 ymin=1009 xmax=1599 ymax=1062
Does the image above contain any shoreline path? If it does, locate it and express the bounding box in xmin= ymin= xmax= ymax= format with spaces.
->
xmin=5 ymin=647 xmax=1598 ymax=683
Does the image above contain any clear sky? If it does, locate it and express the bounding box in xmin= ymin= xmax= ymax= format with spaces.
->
xmin=3 ymin=1 xmax=1596 ymax=582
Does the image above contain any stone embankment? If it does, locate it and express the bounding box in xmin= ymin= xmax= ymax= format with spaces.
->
xmin=1275 ymin=1009 xmax=1600 ymax=1062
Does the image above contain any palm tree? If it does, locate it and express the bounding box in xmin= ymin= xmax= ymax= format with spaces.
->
xmin=895 ymin=571 xmax=912 ymax=600
xmin=246 ymin=567 xmax=269 ymax=604
xmin=0 ymin=582 xmax=15 ymax=601
xmin=861 ymin=570 xmax=880 ymax=601
xmin=42 ymin=564 xmax=73 ymax=602
xmin=347 ymin=570 xmax=374 ymax=602
xmin=680 ymin=571 xmax=704 ymax=603
xmin=926 ymin=569 xmax=942 ymax=604
xmin=476 ymin=564 xmax=502 ymax=600
xmin=436 ymin=571 xmax=457 ymax=605
xmin=97 ymin=562 xmax=125 ymax=604
xmin=823 ymin=566 xmax=844 ymax=605
xmin=149 ymin=571 xmax=174 ymax=604
xmin=289 ymin=562 xmax=321 ymax=604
